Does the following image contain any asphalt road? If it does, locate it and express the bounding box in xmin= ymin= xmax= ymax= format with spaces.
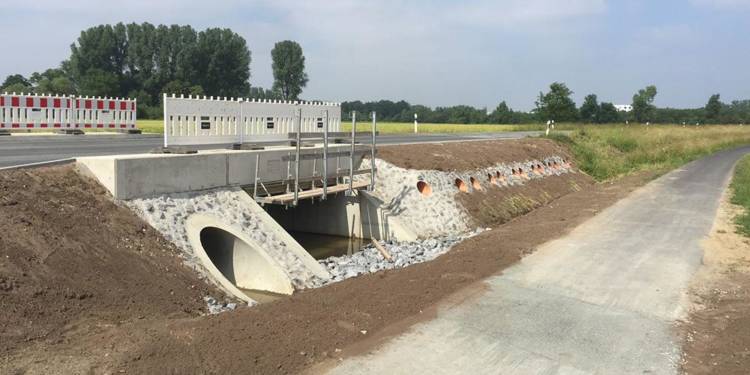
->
xmin=0 ymin=131 xmax=543 ymax=168
xmin=329 ymin=146 xmax=750 ymax=374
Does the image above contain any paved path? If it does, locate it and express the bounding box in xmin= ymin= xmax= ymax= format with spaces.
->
xmin=329 ymin=146 xmax=750 ymax=374
xmin=0 ymin=131 xmax=543 ymax=168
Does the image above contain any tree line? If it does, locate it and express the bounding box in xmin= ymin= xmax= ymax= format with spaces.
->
xmin=343 ymin=83 xmax=750 ymax=125
xmin=2 ymin=23 xmax=748 ymax=124
xmin=0 ymin=23 xmax=308 ymax=119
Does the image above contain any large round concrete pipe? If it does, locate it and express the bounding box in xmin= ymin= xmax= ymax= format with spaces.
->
xmin=186 ymin=215 xmax=294 ymax=303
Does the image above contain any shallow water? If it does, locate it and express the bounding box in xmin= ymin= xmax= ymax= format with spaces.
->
xmin=289 ymin=231 xmax=366 ymax=259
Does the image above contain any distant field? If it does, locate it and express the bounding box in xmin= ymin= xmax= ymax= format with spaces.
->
xmin=137 ymin=119 xmax=163 ymax=133
xmin=549 ymin=124 xmax=750 ymax=181
xmin=136 ymin=119 xmax=543 ymax=134
xmin=342 ymin=122 xmax=544 ymax=133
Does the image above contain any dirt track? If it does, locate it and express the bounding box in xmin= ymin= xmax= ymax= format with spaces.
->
xmin=1 ymin=140 xmax=654 ymax=374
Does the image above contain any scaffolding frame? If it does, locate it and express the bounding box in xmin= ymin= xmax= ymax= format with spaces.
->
xmin=252 ymin=109 xmax=378 ymax=206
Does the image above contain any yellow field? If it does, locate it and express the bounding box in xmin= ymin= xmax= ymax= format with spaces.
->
xmin=137 ymin=119 xmax=164 ymax=133
xmin=551 ymin=124 xmax=750 ymax=180
xmin=137 ymin=119 xmax=543 ymax=134
xmin=342 ymin=122 xmax=544 ymax=133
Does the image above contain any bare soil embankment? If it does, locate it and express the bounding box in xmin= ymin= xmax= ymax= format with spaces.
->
xmin=681 ymin=193 xmax=750 ymax=374
xmin=1 ymin=139 xmax=654 ymax=374
xmin=376 ymin=138 xmax=573 ymax=171
xmin=378 ymin=138 xmax=589 ymax=228
xmin=0 ymin=166 xmax=220 ymax=372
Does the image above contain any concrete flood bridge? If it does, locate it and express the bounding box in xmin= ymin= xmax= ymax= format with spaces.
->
xmin=76 ymin=138 xmax=398 ymax=303
xmin=76 ymin=146 xmax=575 ymax=306
xmin=72 ymin=95 xmax=574 ymax=305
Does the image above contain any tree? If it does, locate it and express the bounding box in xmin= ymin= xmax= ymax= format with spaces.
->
xmin=705 ymin=94 xmax=722 ymax=122
xmin=248 ymin=86 xmax=279 ymax=100
xmin=535 ymin=82 xmax=578 ymax=122
xmin=162 ymin=80 xmax=204 ymax=97
xmin=490 ymin=101 xmax=513 ymax=123
xmin=597 ymin=102 xmax=621 ymax=123
xmin=631 ymin=85 xmax=657 ymax=123
xmin=194 ymin=28 xmax=251 ymax=98
xmin=29 ymin=69 xmax=75 ymax=95
xmin=271 ymin=40 xmax=308 ymax=100
xmin=62 ymin=22 xmax=251 ymax=118
xmin=1 ymin=74 xmax=31 ymax=92
xmin=579 ymin=94 xmax=600 ymax=123
xmin=67 ymin=24 xmax=128 ymax=95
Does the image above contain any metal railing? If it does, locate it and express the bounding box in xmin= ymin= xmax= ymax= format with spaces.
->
xmin=252 ymin=110 xmax=378 ymax=206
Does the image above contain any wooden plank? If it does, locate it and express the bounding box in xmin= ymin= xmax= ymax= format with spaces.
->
xmin=371 ymin=239 xmax=393 ymax=262
xmin=257 ymin=181 xmax=370 ymax=204
xmin=288 ymin=131 xmax=379 ymax=140
xmin=281 ymin=149 xmax=375 ymax=161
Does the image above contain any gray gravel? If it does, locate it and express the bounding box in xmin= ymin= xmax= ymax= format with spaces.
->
xmin=319 ymin=228 xmax=486 ymax=284
xmin=203 ymin=296 xmax=244 ymax=314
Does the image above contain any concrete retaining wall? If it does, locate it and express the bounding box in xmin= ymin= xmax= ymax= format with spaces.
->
xmin=264 ymin=192 xmax=418 ymax=242
xmin=77 ymin=145 xmax=364 ymax=199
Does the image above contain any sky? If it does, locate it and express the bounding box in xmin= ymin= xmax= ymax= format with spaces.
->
xmin=0 ymin=0 xmax=749 ymax=111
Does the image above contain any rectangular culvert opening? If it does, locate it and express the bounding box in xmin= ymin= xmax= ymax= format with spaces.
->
xmin=262 ymin=194 xmax=374 ymax=259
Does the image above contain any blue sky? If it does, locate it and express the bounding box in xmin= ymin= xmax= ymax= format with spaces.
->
xmin=0 ymin=0 xmax=748 ymax=110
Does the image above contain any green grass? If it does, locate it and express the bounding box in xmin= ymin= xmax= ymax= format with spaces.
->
xmin=730 ymin=155 xmax=750 ymax=237
xmin=547 ymin=125 xmax=750 ymax=181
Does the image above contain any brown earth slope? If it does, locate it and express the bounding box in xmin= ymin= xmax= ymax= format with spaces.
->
xmin=376 ymin=138 xmax=573 ymax=171
xmin=0 ymin=165 xmax=219 ymax=367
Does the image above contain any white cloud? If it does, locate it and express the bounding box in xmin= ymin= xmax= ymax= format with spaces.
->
xmin=690 ymin=0 xmax=750 ymax=9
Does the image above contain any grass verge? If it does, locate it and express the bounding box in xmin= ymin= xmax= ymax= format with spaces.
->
xmin=341 ymin=122 xmax=543 ymax=133
xmin=548 ymin=125 xmax=750 ymax=181
xmin=730 ymin=155 xmax=750 ymax=237
xmin=137 ymin=119 xmax=163 ymax=133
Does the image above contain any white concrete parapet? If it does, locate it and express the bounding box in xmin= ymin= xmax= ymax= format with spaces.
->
xmin=163 ymin=94 xmax=342 ymax=147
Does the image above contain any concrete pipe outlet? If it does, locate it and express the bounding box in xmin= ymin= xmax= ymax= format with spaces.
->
xmin=186 ymin=215 xmax=294 ymax=303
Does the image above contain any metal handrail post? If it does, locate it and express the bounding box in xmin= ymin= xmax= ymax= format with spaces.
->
xmin=253 ymin=154 xmax=260 ymax=200
xmin=238 ymin=98 xmax=244 ymax=145
xmin=370 ymin=111 xmax=377 ymax=191
xmin=322 ymin=109 xmax=329 ymax=199
xmin=349 ymin=111 xmax=356 ymax=195
xmin=294 ymin=107 xmax=302 ymax=206
xmin=162 ymin=93 xmax=168 ymax=147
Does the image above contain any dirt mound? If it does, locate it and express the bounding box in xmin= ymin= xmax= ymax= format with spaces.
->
xmin=376 ymin=138 xmax=572 ymax=171
xmin=457 ymin=172 xmax=594 ymax=228
xmin=0 ymin=165 xmax=219 ymax=361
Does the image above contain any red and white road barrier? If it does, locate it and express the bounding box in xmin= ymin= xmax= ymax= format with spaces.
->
xmin=0 ymin=92 xmax=137 ymax=131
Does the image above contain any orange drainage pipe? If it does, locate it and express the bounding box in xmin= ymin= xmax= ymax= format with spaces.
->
xmin=417 ymin=180 xmax=432 ymax=197
xmin=470 ymin=177 xmax=483 ymax=191
xmin=455 ymin=178 xmax=468 ymax=192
